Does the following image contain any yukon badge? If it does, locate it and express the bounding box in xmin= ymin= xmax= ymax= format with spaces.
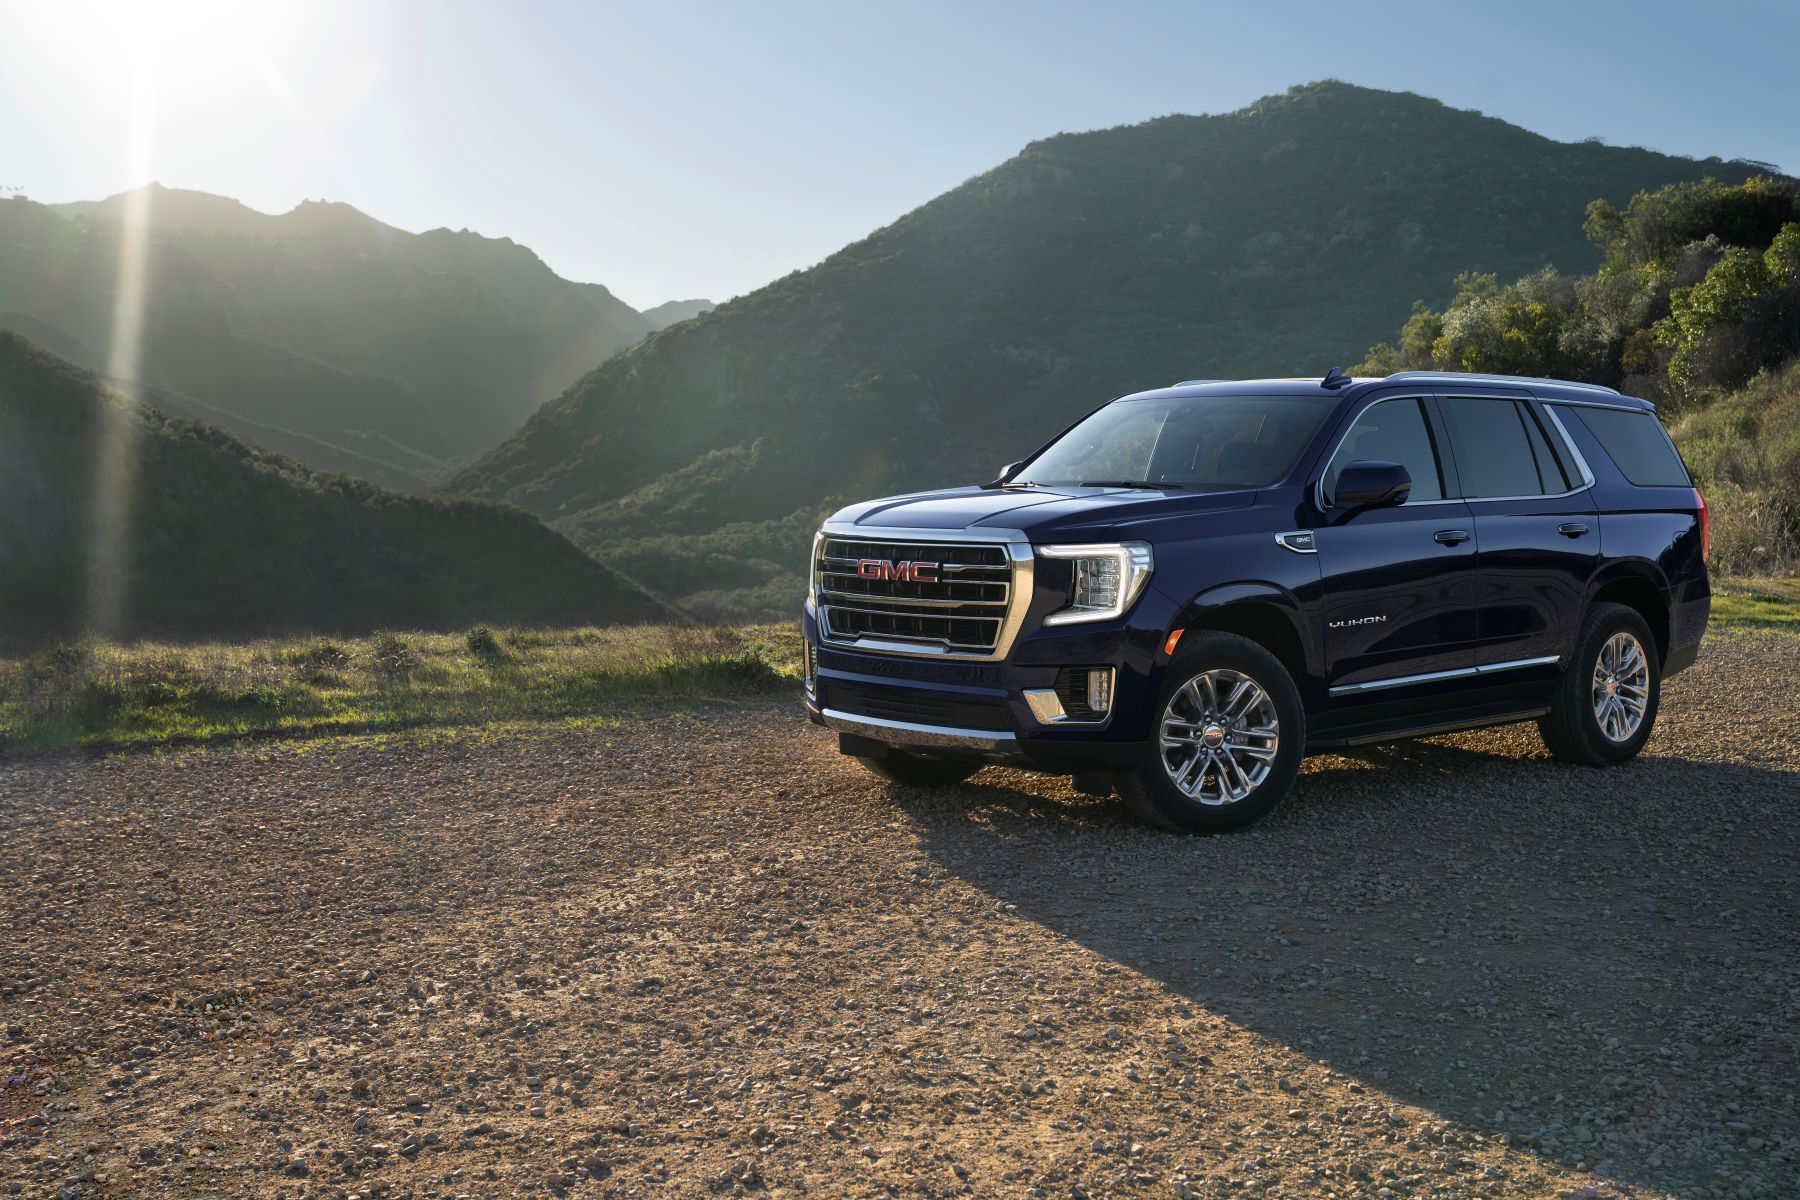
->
xmin=856 ymin=558 xmax=940 ymax=583
xmin=1329 ymin=615 xmax=1388 ymax=629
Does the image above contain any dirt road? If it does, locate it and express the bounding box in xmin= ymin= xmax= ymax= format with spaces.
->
xmin=3 ymin=631 xmax=1797 ymax=1199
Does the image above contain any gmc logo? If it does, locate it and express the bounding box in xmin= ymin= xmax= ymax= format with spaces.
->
xmin=856 ymin=558 xmax=940 ymax=583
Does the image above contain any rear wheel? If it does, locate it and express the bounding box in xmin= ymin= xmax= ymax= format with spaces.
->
xmin=1118 ymin=632 xmax=1305 ymax=832
xmin=854 ymin=750 xmax=981 ymax=787
xmin=1538 ymin=601 xmax=1661 ymax=766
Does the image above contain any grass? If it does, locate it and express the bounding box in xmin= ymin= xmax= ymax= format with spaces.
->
xmin=1709 ymin=576 xmax=1800 ymax=629
xmin=0 ymin=623 xmax=803 ymax=755
xmin=4 ymin=582 xmax=1790 ymax=756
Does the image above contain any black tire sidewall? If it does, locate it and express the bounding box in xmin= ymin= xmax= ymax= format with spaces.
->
xmin=1125 ymin=633 xmax=1305 ymax=832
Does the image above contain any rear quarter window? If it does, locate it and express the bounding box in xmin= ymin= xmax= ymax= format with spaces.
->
xmin=1567 ymin=406 xmax=1691 ymax=487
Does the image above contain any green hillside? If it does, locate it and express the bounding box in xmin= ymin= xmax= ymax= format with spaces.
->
xmin=0 ymin=185 xmax=657 ymax=483
xmin=1354 ymin=175 xmax=1800 ymax=572
xmin=0 ymin=331 xmax=668 ymax=651
xmin=448 ymin=81 xmax=1756 ymax=618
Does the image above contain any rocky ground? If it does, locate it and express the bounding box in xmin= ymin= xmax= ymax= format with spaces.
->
xmin=2 ymin=631 xmax=1796 ymax=1200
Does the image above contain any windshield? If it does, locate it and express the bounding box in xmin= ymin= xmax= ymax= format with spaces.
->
xmin=1011 ymin=394 xmax=1337 ymax=489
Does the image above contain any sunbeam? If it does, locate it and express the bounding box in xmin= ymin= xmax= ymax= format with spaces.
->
xmin=82 ymin=55 xmax=158 ymax=640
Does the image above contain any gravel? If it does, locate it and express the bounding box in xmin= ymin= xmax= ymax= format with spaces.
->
xmin=1 ymin=629 xmax=1795 ymax=1199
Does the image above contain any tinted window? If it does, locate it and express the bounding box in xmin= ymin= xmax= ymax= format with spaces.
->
xmin=1519 ymin=403 xmax=1572 ymax=492
xmin=1571 ymin=406 xmax=1691 ymax=486
xmin=1014 ymin=395 xmax=1336 ymax=489
xmin=1442 ymin=397 xmax=1554 ymax=497
xmin=1322 ymin=397 xmax=1444 ymax=504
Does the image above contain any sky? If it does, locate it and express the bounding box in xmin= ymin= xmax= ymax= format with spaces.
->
xmin=3 ymin=0 xmax=1796 ymax=310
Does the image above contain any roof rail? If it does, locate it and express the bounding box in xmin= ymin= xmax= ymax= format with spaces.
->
xmin=1384 ymin=370 xmax=1621 ymax=396
xmin=1171 ymin=378 xmax=1226 ymax=386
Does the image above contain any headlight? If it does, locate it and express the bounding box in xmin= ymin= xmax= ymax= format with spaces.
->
xmin=1037 ymin=542 xmax=1154 ymax=625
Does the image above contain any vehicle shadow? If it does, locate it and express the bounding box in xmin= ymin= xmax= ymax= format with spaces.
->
xmin=890 ymin=735 xmax=1800 ymax=1196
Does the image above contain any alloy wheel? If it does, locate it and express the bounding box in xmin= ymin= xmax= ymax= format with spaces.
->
xmin=1592 ymin=631 xmax=1650 ymax=743
xmin=1159 ymin=668 xmax=1280 ymax=805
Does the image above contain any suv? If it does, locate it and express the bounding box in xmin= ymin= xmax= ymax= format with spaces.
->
xmin=801 ymin=371 xmax=1710 ymax=831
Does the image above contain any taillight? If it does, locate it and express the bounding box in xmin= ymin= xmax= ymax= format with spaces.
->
xmin=1695 ymin=487 xmax=1709 ymax=560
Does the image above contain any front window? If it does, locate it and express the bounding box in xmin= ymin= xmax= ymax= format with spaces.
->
xmin=1012 ymin=394 xmax=1336 ymax=490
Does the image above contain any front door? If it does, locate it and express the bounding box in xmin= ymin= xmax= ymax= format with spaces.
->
xmin=1434 ymin=391 xmax=1600 ymax=668
xmin=1311 ymin=394 xmax=1482 ymax=692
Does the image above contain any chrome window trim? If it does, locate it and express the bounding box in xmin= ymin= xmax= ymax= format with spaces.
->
xmin=1432 ymin=393 xmax=1598 ymax=503
xmin=815 ymin=521 xmax=1037 ymax=661
xmin=1328 ymin=654 xmax=1562 ymax=697
xmin=820 ymin=708 xmax=1016 ymax=750
xmin=1315 ymin=391 xmax=1615 ymax=511
xmin=1539 ymin=403 xmax=1597 ymax=490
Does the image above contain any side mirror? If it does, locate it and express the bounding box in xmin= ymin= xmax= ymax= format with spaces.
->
xmin=988 ymin=460 xmax=1024 ymax=487
xmin=1333 ymin=459 xmax=1412 ymax=508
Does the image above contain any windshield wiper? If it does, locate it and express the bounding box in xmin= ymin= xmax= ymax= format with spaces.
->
xmin=1071 ymin=480 xmax=1184 ymax=490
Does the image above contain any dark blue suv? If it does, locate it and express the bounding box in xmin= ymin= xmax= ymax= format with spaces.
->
xmin=802 ymin=370 xmax=1710 ymax=831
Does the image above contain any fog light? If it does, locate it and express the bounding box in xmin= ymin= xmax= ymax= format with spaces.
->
xmin=1085 ymin=668 xmax=1113 ymax=715
xmin=803 ymin=640 xmax=818 ymax=697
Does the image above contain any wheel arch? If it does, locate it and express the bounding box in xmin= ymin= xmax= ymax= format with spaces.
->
xmin=1588 ymin=563 xmax=1671 ymax=664
xmin=1166 ymin=583 xmax=1315 ymax=695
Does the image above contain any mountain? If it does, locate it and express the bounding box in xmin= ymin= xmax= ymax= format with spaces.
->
xmin=447 ymin=81 xmax=1760 ymax=617
xmin=0 ymin=185 xmax=657 ymax=485
xmin=0 ymin=331 xmax=668 ymax=650
xmin=641 ymin=298 xmax=715 ymax=329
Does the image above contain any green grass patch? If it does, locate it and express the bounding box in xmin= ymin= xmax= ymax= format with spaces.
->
xmin=0 ymin=623 xmax=801 ymax=754
xmin=1710 ymin=577 xmax=1800 ymax=629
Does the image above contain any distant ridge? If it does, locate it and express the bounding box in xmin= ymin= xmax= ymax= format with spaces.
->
xmin=0 ymin=184 xmax=659 ymax=484
xmin=642 ymin=298 xmax=715 ymax=329
xmin=0 ymin=330 xmax=669 ymax=650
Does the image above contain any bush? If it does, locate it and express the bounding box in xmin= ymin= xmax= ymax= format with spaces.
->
xmin=464 ymin=625 xmax=507 ymax=661
xmin=368 ymin=632 xmax=419 ymax=680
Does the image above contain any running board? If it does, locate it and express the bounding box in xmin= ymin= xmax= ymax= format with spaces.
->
xmin=1307 ymin=706 xmax=1550 ymax=750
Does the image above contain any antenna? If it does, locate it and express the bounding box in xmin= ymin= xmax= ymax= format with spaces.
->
xmin=1321 ymin=366 xmax=1354 ymax=390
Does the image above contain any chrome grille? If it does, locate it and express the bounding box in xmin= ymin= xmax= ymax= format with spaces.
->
xmin=816 ymin=535 xmax=1024 ymax=658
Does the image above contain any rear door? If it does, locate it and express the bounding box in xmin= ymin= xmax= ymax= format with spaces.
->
xmin=1434 ymin=389 xmax=1599 ymax=669
xmin=1311 ymin=393 xmax=1481 ymax=692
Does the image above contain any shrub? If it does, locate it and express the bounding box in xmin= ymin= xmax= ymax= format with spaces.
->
xmin=368 ymin=632 xmax=419 ymax=680
xmin=465 ymin=625 xmax=507 ymax=661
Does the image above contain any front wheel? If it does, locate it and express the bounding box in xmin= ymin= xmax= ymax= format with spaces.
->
xmin=1538 ymin=601 xmax=1661 ymax=766
xmin=854 ymin=749 xmax=981 ymax=787
xmin=1117 ymin=632 xmax=1305 ymax=833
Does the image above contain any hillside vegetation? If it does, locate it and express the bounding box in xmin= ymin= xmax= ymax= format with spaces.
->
xmin=0 ymin=331 xmax=669 ymax=650
xmin=449 ymin=81 xmax=1755 ymax=618
xmin=0 ymin=185 xmax=661 ymax=483
xmin=1355 ymin=175 xmax=1800 ymax=571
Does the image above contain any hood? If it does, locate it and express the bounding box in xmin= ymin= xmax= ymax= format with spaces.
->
xmin=828 ymin=484 xmax=1256 ymax=539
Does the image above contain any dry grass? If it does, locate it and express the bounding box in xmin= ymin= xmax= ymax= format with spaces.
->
xmin=0 ymin=623 xmax=802 ymax=754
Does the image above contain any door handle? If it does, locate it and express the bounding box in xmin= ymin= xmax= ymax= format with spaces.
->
xmin=1558 ymin=522 xmax=1590 ymax=538
xmin=1434 ymin=529 xmax=1471 ymax=545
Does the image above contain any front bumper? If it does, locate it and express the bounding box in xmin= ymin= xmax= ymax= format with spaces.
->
xmin=801 ymin=597 xmax=1169 ymax=772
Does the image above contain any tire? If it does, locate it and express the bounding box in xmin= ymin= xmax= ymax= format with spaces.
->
xmin=1538 ymin=601 xmax=1661 ymax=766
xmin=854 ymin=750 xmax=981 ymax=787
xmin=1117 ymin=632 xmax=1305 ymax=833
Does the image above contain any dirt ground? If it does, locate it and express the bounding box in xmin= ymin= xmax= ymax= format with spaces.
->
xmin=2 ymin=631 xmax=1797 ymax=1200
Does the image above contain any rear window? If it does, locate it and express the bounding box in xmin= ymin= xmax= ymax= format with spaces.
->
xmin=1569 ymin=406 xmax=1690 ymax=487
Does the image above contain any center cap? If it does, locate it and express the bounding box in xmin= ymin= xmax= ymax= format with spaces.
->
xmin=1604 ymin=679 xmax=1619 ymax=696
xmin=1201 ymin=723 xmax=1227 ymax=748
